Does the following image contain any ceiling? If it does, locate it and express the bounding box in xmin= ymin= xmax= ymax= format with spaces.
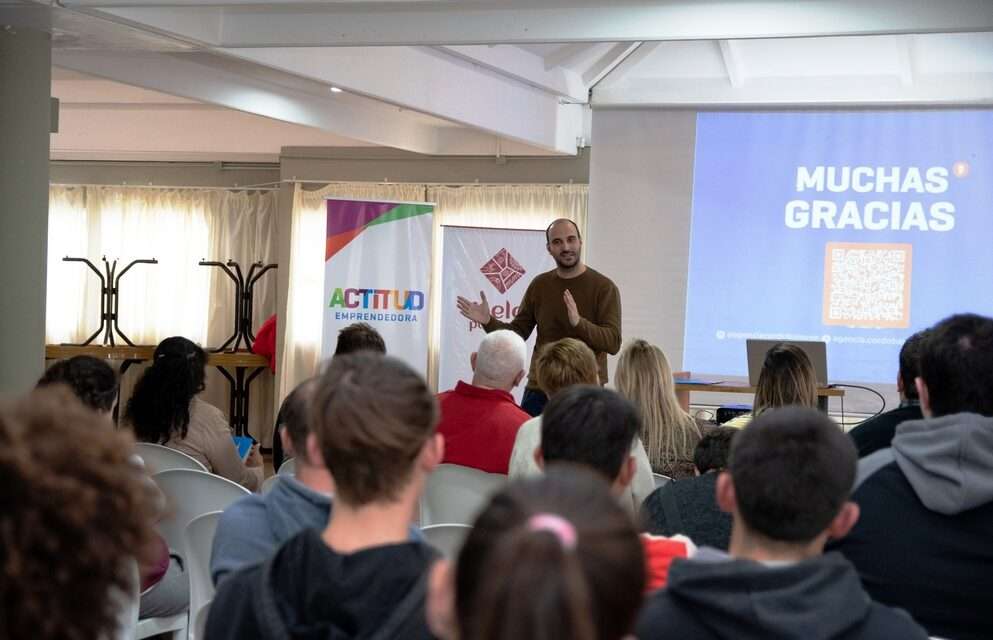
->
xmin=6 ymin=0 xmax=993 ymax=161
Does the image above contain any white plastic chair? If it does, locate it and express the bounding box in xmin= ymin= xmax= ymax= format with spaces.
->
xmin=136 ymin=443 xmax=208 ymax=474
xmin=184 ymin=511 xmax=221 ymax=640
xmin=652 ymin=473 xmax=673 ymax=489
xmin=277 ymin=457 xmax=296 ymax=476
xmin=420 ymin=523 xmax=473 ymax=558
xmin=191 ymin=600 xmax=211 ymax=640
xmin=419 ymin=464 xmax=507 ymax=527
xmin=151 ymin=469 xmax=250 ymax=559
xmin=135 ymin=613 xmax=187 ymax=640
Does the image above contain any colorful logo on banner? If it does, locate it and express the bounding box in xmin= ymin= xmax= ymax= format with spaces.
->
xmin=326 ymin=201 xmax=433 ymax=261
xmin=325 ymin=200 xmax=433 ymax=324
xmin=480 ymin=248 xmax=527 ymax=293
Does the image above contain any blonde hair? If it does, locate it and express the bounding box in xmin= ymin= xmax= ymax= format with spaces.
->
xmin=536 ymin=338 xmax=599 ymax=397
xmin=753 ymin=344 xmax=818 ymax=415
xmin=615 ymin=339 xmax=700 ymax=473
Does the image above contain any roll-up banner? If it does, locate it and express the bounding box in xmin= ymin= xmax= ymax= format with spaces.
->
xmin=438 ymin=225 xmax=552 ymax=403
xmin=322 ymin=198 xmax=433 ymax=375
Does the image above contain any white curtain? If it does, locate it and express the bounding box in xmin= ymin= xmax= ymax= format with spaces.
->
xmin=46 ymin=186 xmax=278 ymax=442
xmin=277 ymin=182 xmax=588 ymax=404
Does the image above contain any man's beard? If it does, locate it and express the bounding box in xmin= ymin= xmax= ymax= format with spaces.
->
xmin=554 ymin=252 xmax=578 ymax=269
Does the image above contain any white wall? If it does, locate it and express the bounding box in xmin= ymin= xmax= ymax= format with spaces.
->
xmin=587 ymin=109 xmax=696 ymax=375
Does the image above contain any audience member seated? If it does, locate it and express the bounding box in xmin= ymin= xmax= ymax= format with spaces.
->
xmin=426 ymin=467 xmax=645 ymax=640
xmin=637 ymin=407 xmax=928 ymax=640
xmin=210 ymin=378 xmax=333 ymax=585
xmin=831 ymin=314 xmax=993 ymax=640
xmin=509 ymin=338 xmax=655 ymax=509
xmin=640 ymin=426 xmax=736 ymax=550
xmin=847 ymin=329 xmax=929 ymax=457
xmin=37 ymin=354 xmax=119 ymax=419
xmin=38 ymin=356 xmax=189 ymax=620
xmin=436 ymin=330 xmax=530 ymax=473
xmin=536 ymin=385 xmax=696 ymax=591
xmin=207 ymin=353 xmax=442 ymax=640
xmin=722 ymin=342 xmax=818 ymax=428
xmin=271 ymin=322 xmax=386 ymax=471
xmin=615 ymin=339 xmax=705 ymax=478
xmin=125 ymin=336 xmax=263 ymax=491
xmin=0 ymin=387 xmax=158 ymax=640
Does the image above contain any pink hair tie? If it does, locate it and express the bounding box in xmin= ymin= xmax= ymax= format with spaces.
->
xmin=527 ymin=513 xmax=577 ymax=550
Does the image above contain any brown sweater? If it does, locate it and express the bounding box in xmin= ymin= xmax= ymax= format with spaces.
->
xmin=485 ymin=266 xmax=621 ymax=388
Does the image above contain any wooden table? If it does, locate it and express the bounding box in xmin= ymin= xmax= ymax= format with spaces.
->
xmin=674 ymin=381 xmax=844 ymax=413
xmin=45 ymin=345 xmax=269 ymax=436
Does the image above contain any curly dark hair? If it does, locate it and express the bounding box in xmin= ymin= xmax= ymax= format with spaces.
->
xmin=125 ymin=336 xmax=207 ymax=444
xmin=37 ymin=355 xmax=119 ymax=412
xmin=0 ymin=387 xmax=157 ymax=640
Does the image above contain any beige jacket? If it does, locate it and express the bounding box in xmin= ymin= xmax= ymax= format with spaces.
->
xmin=508 ymin=415 xmax=656 ymax=512
xmin=166 ymin=397 xmax=263 ymax=492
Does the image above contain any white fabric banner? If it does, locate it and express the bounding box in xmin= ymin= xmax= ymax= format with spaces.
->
xmin=438 ymin=226 xmax=553 ymax=402
xmin=322 ymin=198 xmax=434 ymax=375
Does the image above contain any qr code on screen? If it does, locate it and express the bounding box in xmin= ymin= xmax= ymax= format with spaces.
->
xmin=822 ymin=242 xmax=912 ymax=328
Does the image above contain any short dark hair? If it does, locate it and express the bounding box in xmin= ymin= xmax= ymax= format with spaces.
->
xmin=919 ymin=314 xmax=993 ymax=417
xmin=540 ymin=385 xmax=640 ymax=482
xmin=693 ymin=426 xmax=737 ymax=474
xmin=37 ymin=356 xmax=118 ymax=412
xmin=456 ymin=467 xmax=644 ymax=640
xmin=310 ymin=352 xmax=437 ymax=506
xmin=276 ymin=378 xmax=317 ymax=461
xmin=544 ymin=218 xmax=582 ymax=244
xmin=730 ymin=407 xmax=856 ymax=543
xmin=334 ymin=322 xmax=386 ymax=356
xmin=898 ymin=329 xmax=931 ymax=401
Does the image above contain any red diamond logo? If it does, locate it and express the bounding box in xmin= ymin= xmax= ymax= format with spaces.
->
xmin=480 ymin=248 xmax=527 ymax=294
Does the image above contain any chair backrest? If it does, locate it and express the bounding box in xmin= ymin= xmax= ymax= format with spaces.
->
xmin=152 ymin=469 xmax=250 ymax=558
xmin=184 ymin=511 xmax=221 ymax=640
xmin=420 ymin=523 xmax=473 ymax=558
xmin=108 ymin=559 xmax=140 ymax=640
xmin=136 ymin=442 xmax=208 ymax=474
xmin=191 ymin=600 xmax=211 ymax=640
xmin=277 ymin=457 xmax=296 ymax=476
xmin=420 ymin=464 xmax=507 ymax=527
xmin=652 ymin=473 xmax=673 ymax=489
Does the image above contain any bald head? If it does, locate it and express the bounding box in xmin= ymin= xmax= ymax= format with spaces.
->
xmin=471 ymin=330 xmax=527 ymax=391
xmin=545 ymin=218 xmax=581 ymax=244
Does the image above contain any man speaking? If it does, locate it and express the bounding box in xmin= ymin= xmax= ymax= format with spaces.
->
xmin=457 ymin=218 xmax=621 ymax=416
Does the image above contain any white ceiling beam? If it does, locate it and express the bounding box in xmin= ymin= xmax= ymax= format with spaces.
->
xmin=220 ymin=46 xmax=583 ymax=154
xmin=718 ymin=40 xmax=744 ymax=88
xmin=60 ymin=0 xmax=993 ymax=47
xmin=592 ymin=73 xmax=993 ymax=106
xmin=896 ymin=35 xmax=916 ymax=86
xmin=582 ymin=42 xmax=642 ymax=88
xmin=51 ymin=49 xmax=447 ymax=154
xmin=593 ymin=42 xmax=660 ymax=90
xmin=435 ymin=45 xmax=588 ymax=102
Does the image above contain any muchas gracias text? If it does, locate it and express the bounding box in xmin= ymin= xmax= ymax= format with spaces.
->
xmin=785 ymin=166 xmax=957 ymax=232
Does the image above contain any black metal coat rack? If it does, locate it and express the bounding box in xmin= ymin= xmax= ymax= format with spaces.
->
xmin=62 ymin=256 xmax=158 ymax=346
xmin=199 ymin=259 xmax=277 ymax=353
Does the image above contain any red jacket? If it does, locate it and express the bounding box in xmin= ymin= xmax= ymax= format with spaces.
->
xmin=642 ymin=533 xmax=696 ymax=592
xmin=436 ymin=381 xmax=530 ymax=474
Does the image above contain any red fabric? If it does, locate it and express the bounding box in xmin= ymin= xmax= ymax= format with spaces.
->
xmin=140 ymin=533 xmax=171 ymax=592
xmin=641 ymin=533 xmax=694 ymax=592
xmin=252 ymin=314 xmax=277 ymax=373
xmin=436 ymin=381 xmax=530 ymax=474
